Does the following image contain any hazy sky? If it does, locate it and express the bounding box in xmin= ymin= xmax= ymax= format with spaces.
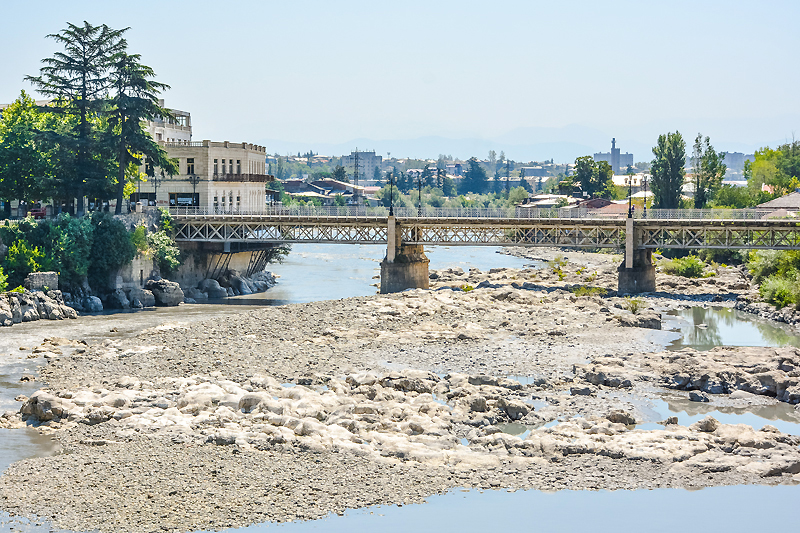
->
xmin=2 ymin=0 xmax=798 ymax=159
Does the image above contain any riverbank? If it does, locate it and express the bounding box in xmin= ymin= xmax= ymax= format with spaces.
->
xmin=2 ymin=249 xmax=800 ymax=532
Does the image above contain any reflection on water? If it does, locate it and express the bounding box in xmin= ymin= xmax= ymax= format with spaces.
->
xmin=211 ymin=244 xmax=535 ymax=305
xmin=647 ymin=398 xmax=800 ymax=435
xmin=204 ymin=485 xmax=800 ymax=533
xmin=668 ymin=307 xmax=800 ymax=351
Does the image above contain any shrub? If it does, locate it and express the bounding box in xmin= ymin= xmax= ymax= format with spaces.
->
xmin=623 ymin=296 xmax=645 ymax=314
xmin=759 ymin=275 xmax=796 ymax=309
xmin=157 ymin=207 xmax=175 ymax=235
xmin=548 ymin=255 xmax=568 ymax=270
xmin=147 ymin=230 xmax=181 ymax=274
xmin=748 ymin=250 xmax=800 ymax=284
xmin=88 ymin=212 xmax=137 ymax=289
xmin=460 ymin=284 xmax=474 ymax=292
xmin=4 ymin=239 xmax=43 ymax=288
xmin=660 ymin=255 xmax=707 ymax=278
xmin=570 ymin=285 xmax=607 ymax=297
xmin=57 ymin=216 xmax=93 ymax=288
xmin=130 ymin=224 xmax=148 ymax=254
xmin=0 ymin=265 xmax=6 ymax=292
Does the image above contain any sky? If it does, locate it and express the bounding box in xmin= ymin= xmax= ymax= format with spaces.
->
xmin=2 ymin=0 xmax=799 ymax=162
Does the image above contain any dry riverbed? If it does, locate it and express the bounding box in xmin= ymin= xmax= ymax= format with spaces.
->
xmin=2 ymin=250 xmax=800 ymax=533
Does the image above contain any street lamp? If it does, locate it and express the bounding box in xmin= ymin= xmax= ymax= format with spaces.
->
xmin=188 ymin=174 xmax=202 ymax=212
xmin=417 ymin=175 xmax=423 ymax=217
xmin=387 ymin=172 xmax=395 ymax=217
xmin=627 ymin=176 xmax=633 ymax=218
xmin=642 ymin=174 xmax=648 ymax=219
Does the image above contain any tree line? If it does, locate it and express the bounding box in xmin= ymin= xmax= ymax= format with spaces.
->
xmin=0 ymin=21 xmax=176 ymax=218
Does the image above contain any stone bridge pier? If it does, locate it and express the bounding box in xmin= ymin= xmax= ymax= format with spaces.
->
xmin=380 ymin=216 xmax=430 ymax=294
xmin=617 ymin=218 xmax=656 ymax=293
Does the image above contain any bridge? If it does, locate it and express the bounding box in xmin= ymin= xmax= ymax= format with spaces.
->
xmin=170 ymin=206 xmax=800 ymax=293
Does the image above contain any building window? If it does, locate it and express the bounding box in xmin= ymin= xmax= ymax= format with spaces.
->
xmin=237 ymin=160 xmax=241 ymax=174
xmin=187 ymin=158 xmax=194 ymax=174
xmin=221 ymin=159 xmax=226 ymax=175
xmin=213 ymin=159 xmax=218 ymax=175
xmin=169 ymin=192 xmax=199 ymax=206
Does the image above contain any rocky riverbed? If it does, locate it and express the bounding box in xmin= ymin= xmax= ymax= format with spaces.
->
xmin=2 ymin=251 xmax=800 ymax=532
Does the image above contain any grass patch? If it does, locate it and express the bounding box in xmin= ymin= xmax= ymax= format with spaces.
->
xmin=623 ymin=296 xmax=645 ymax=314
xmin=460 ymin=284 xmax=474 ymax=292
xmin=570 ymin=286 xmax=607 ymax=297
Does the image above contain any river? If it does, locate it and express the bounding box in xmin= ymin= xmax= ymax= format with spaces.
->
xmin=1 ymin=244 xmax=799 ymax=533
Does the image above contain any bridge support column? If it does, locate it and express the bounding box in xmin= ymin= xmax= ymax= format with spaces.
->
xmin=618 ymin=218 xmax=655 ymax=293
xmin=380 ymin=218 xmax=430 ymax=294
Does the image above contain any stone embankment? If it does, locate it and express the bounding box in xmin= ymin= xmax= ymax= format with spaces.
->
xmin=3 ymin=259 xmax=800 ymax=532
xmin=0 ymin=289 xmax=78 ymax=326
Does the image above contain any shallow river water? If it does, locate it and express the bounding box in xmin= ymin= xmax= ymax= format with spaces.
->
xmin=1 ymin=244 xmax=799 ymax=533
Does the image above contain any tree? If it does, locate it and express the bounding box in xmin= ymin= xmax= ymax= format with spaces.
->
xmin=0 ymin=92 xmax=52 ymax=216
xmin=460 ymin=157 xmax=488 ymax=194
xmin=572 ymin=156 xmax=614 ymax=198
xmin=26 ymin=21 xmax=128 ymax=216
xmin=488 ymin=150 xmax=497 ymax=176
xmin=332 ymin=165 xmax=348 ymax=183
xmin=692 ymin=133 xmax=727 ymax=208
xmin=372 ymin=165 xmax=381 ymax=181
xmin=421 ymin=165 xmax=434 ymax=187
xmin=650 ymin=131 xmax=686 ymax=209
xmin=442 ymin=176 xmax=457 ymax=196
xmin=108 ymin=52 xmax=177 ymax=214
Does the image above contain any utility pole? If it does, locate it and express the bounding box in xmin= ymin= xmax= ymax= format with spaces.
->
xmin=505 ymin=159 xmax=511 ymax=198
xmin=353 ymin=148 xmax=359 ymax=187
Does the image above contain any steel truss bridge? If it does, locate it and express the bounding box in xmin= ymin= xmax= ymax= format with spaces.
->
xmin=171 ymin=207 xmax=800 ymax=252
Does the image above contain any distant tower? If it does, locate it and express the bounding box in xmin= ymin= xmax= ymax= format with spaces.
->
xmin=353 ymin=148 xmax=359 ymax=187
xmin=611 ymin=138 xmax=620 ymax=174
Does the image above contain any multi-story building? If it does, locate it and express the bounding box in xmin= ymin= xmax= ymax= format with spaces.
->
xmin=131 ymin=102 xmax=271 ymax=212
xmin=145 ymin=100 xmax=192 ymax=144
xmin=133 ymin=140 xmax=270 ymax=212
xmin=340 ymin=150 xmax=382 ymax=185
xmin=594 ymin=138 xmax=634 ymax=174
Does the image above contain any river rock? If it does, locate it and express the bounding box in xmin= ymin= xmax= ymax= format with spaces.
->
xmin=185 ymin=287 xmax=208 ymax=300
xmin=145 ymin=279 xmax=184 ymax=306
xmin=229 ymin=273 xmax=253 ymax=295
xmin=199 ymin=279 xmax=228 ymax=299
xmin=689 ymin=391 xmax=710 ymax=403
xmin=127 ymin=289 xmax=155 ymax=308
xmin=616 ymin=312 xmax=662 ymax=329
xmin=0 ymin=295 xmax=13 ymax=326
xmin=107 ymin=289 xmax=131 ymax=310
xmin=82 ymin=296 xmax=104 ymax=313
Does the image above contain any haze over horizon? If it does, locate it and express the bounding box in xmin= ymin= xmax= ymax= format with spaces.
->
xmin=2 ymin=0 xmax=798 ymax=162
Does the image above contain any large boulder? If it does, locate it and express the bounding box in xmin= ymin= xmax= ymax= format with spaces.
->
xmin=127 ymin=288 xmax=156 ymax=308
xmin=616 ymin=312 xmax=662 ymax=330
xmin=145 ymin=279 xmax=184 ymax=306
xmin=229 ymin=273 xmax=253 ymax=295
xmin=82 ymin=296 xmax=104 ymax=313
xmin=107 ymin=289 xmax=131 ymax=310
xmin=15 ymin=292 xmax=40 ymax=322
xmin=0 ymin=295 xmax=13 ymax=326
xmin=199 ymin=278 xmax=228 ymax=299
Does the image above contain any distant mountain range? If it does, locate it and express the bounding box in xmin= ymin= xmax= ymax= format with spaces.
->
xmin=256 ymin=119 xmax=799 ymax=164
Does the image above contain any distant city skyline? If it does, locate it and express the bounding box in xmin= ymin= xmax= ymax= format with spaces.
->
xmin=2 ymin=0 xmax=798 ymax=162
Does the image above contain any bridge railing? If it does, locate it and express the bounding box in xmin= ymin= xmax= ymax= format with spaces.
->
xmin=168 ymin=206 xmax=782 ymax=220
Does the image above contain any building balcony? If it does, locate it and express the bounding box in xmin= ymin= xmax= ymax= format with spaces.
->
xmin=212 ymin=173 xmax=275 ymax=183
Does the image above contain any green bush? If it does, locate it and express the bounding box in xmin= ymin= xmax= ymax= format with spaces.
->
xmin=130 ymin=224 xmax=148 ymax=254
xmin=748 ymin=250 xmax=800 ymax=284
xmin=660 ymin=255 xmax=707 ymax=278
xmin=0 ymin=265 xmax=7 ymax=292
xmin=147 ymin=230 xmax=181 ymax=274
xmin=157 ymin=207 xmax=175 ymax=235
xmin=88 ymin=212 xmax=137 ymax=290
xmin=57 ymin=216 xmax=93 ymax=288
xmin=759 ymin=275 xmax=797 ymax=309
xmin=4 ymin=239 xmax=43 ymax=288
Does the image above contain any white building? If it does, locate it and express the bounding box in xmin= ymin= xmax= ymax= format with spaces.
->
xmin=134 ymin=140 xmax=270 ymax=212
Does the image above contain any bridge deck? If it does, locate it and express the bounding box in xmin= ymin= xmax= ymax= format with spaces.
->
xmin=173 ymin=213 xmax=800 ymax=250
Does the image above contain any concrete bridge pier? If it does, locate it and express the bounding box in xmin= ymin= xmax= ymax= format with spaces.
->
xmin=380 ymin=216 xmax=430 ymax=294
xmin=617 ymin=218 xmax=655 ymax=293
